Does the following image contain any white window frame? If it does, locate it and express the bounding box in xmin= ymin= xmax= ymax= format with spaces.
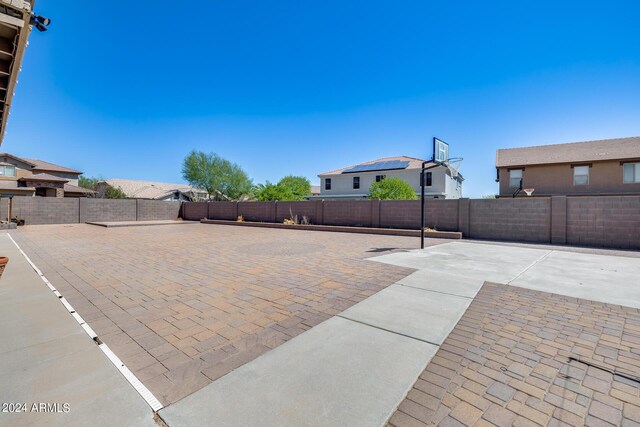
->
xmin=352 ymin=176 xmax=360 ymax=189
xmin=623 ymin=162 xmax=640 ymax=184
xmin=509 ymin=169 xmax=522 ymax=188
xmin=324 ymin=178 xmax=331 ymax=191
xmin=573 ymin=165 xmax=590 ymax=186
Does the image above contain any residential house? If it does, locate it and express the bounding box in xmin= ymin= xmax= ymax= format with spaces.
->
xmin=496 ymin=137 xmax=640 ymax=197
xmin=0 ymin=153 xmax=94 ymax=197
xmin=313 ymin=156 xmax=463 ymax=200
xmin=95 ymin=179 xmax=207 ymax=201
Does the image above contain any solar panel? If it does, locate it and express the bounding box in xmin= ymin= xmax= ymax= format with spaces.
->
xmin=342 ymin=160 xmax=410 ymax=174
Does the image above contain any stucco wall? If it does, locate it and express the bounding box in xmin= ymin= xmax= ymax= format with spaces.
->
xmin=319 ymin=165 xmax=459 ymax=199
xmin=498 ymin=160 xmax=640 ymax=196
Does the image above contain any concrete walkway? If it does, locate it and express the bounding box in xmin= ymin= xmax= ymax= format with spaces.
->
xmin=159 ymin=241 xmax=640 ymax=426
xmin=0 ymin=234 xmax=156 ymax=427
xmin=374 ymin=241 xmax=640 ymax=309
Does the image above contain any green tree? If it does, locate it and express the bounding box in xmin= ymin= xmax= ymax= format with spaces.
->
xmin=368 ymin=177 xmax=418 ymax=200
xmin=182 ymin=151 xmax=253 ymax=200
xmin=255 ymin=182 xmax=296 ymax=201
xmin=78 ymin=175 xmax=99 ymax=191
xmin=104 ymin=186 xmax=128 ymax=199
xmin=277 ymin=175 xmax=311 ymax=199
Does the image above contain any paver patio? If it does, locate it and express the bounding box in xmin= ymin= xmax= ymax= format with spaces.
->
xmin=8 ymin=223 xmax=441 ymax=405
xmin=388 ymin=283 xmax=640 ymax=427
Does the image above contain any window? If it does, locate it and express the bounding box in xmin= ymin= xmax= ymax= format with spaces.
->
xmin=509 ymin=169 xmax=522 ymax=188
xmin=423 ymin=172 xmax=432 ymax=187
xmin=353 ymin=176 xmax=360 ymax=189
xmin=623 ymin=163 xmax=640 ymax=184
xmin=375 ymin=175 xmax=386 ymax=182
xmin=0 ymin=165 xmax=15 ymax=177
xmin=573 ymin=165 xmax=589 ymax=185
xmin=325 ymin=178 xmax=331 ymax=190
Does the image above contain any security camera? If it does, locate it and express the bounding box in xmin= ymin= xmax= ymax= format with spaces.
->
xmin=30 ymin=13 xmax=51 ymax=32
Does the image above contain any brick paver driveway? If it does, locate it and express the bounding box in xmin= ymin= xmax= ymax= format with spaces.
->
xmin=11 ymin=223 xmax=440 ymax=405
xmin=389 ymin=283 xmax=640 ymax=427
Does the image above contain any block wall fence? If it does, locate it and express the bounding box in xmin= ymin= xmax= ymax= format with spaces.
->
xmin=182 ymin=196 xmax=640 ymax=250
xmin=0 ymin=198 xmax=181 ymax=225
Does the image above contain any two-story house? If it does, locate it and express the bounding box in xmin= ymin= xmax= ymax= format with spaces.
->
xmin=0 ymin=153 xmax=94 ymax=197
xmin=312 ymin=156 xmax=464 ymax=200
xmin=495 ymin=137 xmax=640 ymax=197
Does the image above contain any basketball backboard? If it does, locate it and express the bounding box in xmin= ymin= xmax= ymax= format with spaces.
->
xmin=433 ymin=138 xmax=449 ymax=163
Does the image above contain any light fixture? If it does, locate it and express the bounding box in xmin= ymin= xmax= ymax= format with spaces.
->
xmin=30 ymin=13 xmax=51 ymax=32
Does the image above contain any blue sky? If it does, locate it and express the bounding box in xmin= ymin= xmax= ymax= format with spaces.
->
xmin=3 ymin=1 xmax=639 ymax=197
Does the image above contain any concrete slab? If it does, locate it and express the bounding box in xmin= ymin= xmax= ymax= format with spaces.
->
xmin=397 ymin=269 xmax=485 ymax=298
xmin=371 ymin=241 xmax=551 ymax=283
xmin=510 ymin=250 xmax=640 ymax=309
xmin=159 ymin=316 xmax=438 ymax=427
xmin=0 ymin=234 xmax=156 ymax=427
xmin=340 ymin=284 xmax=471 ymax=344
xmin=86 ymin=219 xmax=192 ymax=228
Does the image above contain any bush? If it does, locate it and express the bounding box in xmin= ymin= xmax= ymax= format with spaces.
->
xmin=368 ymin=177 xmax=417 ymax=200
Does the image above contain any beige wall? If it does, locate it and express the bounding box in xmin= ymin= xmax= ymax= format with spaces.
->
xmin=498 ymin=160 xmax=640 ymax=196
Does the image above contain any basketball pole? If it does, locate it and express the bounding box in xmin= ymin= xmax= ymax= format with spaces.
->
xmin=420 ymin=161 xmax=441 ymax=249
xmin=421 ymin=137 xmax=449 ymax=249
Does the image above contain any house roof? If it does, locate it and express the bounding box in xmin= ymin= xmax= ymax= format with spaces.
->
xmin=64 ymin=184 xmax=96 ymax=195
xmin=496 ymin=136 xmax=640 ymax=168
xmin=0 ymin=1 xmax=34 ymax=145
xmin=99 ymin=178 xmax=206 ymax=200
xmin=18 ymin=173 xmax=69 ymax=183
xmin=22 ymin=158 xmax=83 ymax=174
xmin=0 ymin=180 xmax=34 ymax=192
xmin=319 ymin=156 xmax=463 ymax=180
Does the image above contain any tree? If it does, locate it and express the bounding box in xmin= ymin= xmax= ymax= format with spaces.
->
xmin=103 ymin=186 xmax=128 ymax=199
xmin=78 ymin=176 xmax=99 ymax=191
xmin=277 ymin=175 xmax=311 ymax=199
xmin=368 ymin=177 xmax=417 ymax=200
xmin=255 ymin=182 xmax=296 ymax=201
xmin=182 ymin=151 xmax=253 ymax=200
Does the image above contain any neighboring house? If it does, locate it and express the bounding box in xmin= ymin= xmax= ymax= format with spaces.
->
xmin=95 ymin=179 xmax=208 ymax=201
xmin=496 ymin=137 xmax=640 ymax=197
xmin=0 ymin=153 xmax=94 ymax=197
xmin=310 ymin=185 xmax=321 ymax=197
xmin=313 ymin=156 xmax=464 ymax=200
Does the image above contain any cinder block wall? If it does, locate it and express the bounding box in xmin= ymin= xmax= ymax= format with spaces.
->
xmin=567 ymin=196 xmax=640 ymax=250
xmin=1 ymin=198 xmax=80 ymax=224
xmin=136 ymin=200 xmax=181 ymax=221
xmin=183 ymin=196 xmax=638 ymax=250
xmin=424 ymin=199 xmax=459 ymax=231
xmin=208 ymin=202 xmax=237 ymax=221
xmin=275 ymin=201 xmax=319 ymax=223
xmin=379 ymin=200 xmax=420 ymax=229
xmin=238 ymin=202 xmax=276 ymax=222
xmin=182 ymin=202 xmax=208 ymax=220
xmin=322 ymin=200 xmax=373 ymax=227
xmin=79 ymin=199 xmax=137 ymax=222
xmin=0 ymin=198 xmax=182 ymax=225
xmin=468 ymin=198 xmax=551 ymax=243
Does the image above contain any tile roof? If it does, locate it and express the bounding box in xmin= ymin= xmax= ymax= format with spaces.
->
xmin=0 ymin=180 xmax=34 ymax=191
xmin=496 ymin=136 xmax=640 ymax=168
xmin=18 ymin=173 xmax=69 ymax=183
xmin=100 ymin=178 xmax=206 ymax=200
xmin=64 ymin=184 xmax=96 ymax=194
xmin=22 ymin=158 xmax=82 ymax=174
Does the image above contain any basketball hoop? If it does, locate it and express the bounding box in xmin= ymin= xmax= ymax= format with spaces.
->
xmin=523 ymin=188 xmax=535 ymax=196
